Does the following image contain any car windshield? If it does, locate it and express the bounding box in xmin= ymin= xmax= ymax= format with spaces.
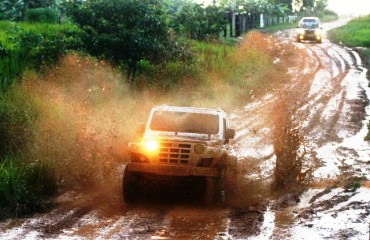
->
xmin=150 ymin=110 xmax=219 ymax=135
xmin=300 ymin=19 xmax=319 ymax=28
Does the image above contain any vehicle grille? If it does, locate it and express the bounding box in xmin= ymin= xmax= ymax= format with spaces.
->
xmin=305 ymin=30 xmax=315 ymax=34
xmin=158 ymin=142 xmax=191 ymax=164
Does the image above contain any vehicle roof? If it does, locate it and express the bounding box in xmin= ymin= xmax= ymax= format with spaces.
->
xmin=151 ymin=105 xmax=226 ymax=115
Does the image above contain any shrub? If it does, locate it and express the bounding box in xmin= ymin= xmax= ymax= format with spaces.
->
xmin=25 ymin=8 xmax=58 ymax=24
xmin=19 ymin=28 xmax=83 ymax=69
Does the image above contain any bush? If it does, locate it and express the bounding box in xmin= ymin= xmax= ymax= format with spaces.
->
xmin=19 ymin=28 xmax=83 ymax=69
xmin=25 ymin=8 xmax=58 ymax=24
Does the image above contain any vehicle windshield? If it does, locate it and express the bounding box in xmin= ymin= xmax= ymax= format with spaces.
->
xmin=300 ymin=19 xmax=319 ymax=28
xmin=150 ymin=110 xmax=219 ymax=135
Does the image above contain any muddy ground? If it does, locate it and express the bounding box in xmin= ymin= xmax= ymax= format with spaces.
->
xmin=0 ymin=19 xmax=369 ymax=240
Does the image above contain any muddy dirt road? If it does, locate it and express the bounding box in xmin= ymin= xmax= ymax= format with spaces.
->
xmin=1 ymin=20 xmax=369 ymax=239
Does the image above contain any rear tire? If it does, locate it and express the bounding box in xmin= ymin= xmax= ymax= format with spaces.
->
xmin=122 ymin=165 xmax=141 ymax=204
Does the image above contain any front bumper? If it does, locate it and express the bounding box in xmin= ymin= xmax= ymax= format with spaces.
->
xmin=297 ymin=32 xmax=322 ymax=41
xmin=126 ymin=162 xmax=218 ymax=177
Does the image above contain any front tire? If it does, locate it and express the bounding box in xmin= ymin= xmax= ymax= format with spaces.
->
xmin=122 ymin=165 xmax=141 ymax=204
xmin=205 ymin=168 xmax=226 ymax=205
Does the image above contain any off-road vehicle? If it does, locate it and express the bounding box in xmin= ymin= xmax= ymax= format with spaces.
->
xmin=123 ymin=105 xmax=237 ymax=203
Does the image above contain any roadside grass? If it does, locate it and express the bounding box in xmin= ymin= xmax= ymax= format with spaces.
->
xmin=0 ymin=83 xmax=57 ymax=217
xmin=328 ymin=15 xmax=370 ymax=48
xmin=0 ymin=155 xmax=57 ymax=217
xmin=0 ymin=20 xmax=81 ymax=91
xmin=328 ymin=15 xmax=370 ymax=140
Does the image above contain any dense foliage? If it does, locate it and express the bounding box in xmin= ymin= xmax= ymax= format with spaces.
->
xmin=168 ymin=1 xmax=227 ymax=40
xmin=25 ymin=7 xmax=58 ymax=23
xmin=0 ymin=21 xmax=83 ymax=90
xmin=66 ymin=0 xmax=187 ymax=81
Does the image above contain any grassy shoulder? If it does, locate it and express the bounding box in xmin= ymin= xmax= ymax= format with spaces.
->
xmin=328 ymin=15 xmax=370 ymax=48
xmin=328 ymin=15 xmax=370 ymax=140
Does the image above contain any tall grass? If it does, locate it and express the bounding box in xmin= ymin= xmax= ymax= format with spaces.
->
xmin=0 ymin=155 xmax=56 ymax=217
xmin=328 ymin=15 xmax=370 ymax=48
xmin=0 ymin=84 xmax=57 ymax=217
xmin=0 ymin=21 xmax=81 ymax=92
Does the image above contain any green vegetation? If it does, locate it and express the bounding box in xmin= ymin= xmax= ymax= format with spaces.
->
xmin=329 ymin=15 xmax=370 ymax=48
xmin=0 ymin=155 xmax=56 ymax=217
xmin=0 ymin=21 xmax=82 ymax=90
xmin=317 ymin=9 xmax=338 ymax=22
xmin=328 ymin=15 xmax=370 ymax=140
xmin=25 ymin=7 xmax=58 ymax=23
xmin=0 ymin=85 xmax=57 ymax=217
xmin=66 ymin=0 xmax=181 ymax=81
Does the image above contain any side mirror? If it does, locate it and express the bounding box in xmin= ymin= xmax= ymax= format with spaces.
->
xmin=226 ymin=128 xmax=235 ymax=140
xmin=136 ymin=123 xmax=145 ymax=136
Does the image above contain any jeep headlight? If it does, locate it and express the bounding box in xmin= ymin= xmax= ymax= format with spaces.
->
xmin=194 ymin=144 xmax=205 ymax=154
xmin=144 ymin=139 xmax=158 ymax=152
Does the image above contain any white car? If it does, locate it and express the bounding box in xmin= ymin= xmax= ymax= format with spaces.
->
xmin=297 ymin=17 xmax=323 ymax=43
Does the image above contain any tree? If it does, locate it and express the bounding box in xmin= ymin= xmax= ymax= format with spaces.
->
xmin=169 ymin=1 xmax=226 ymax=40
xmin=270 ymin=0 xmax=292 ymax=10
xmin=66 ymin=0 xmax=172 ymax=82
xmin=316 ymin=0 xmax=327 ymax=12
xmin=24 ymin=0 xmax=55 ymax=8
xmin=0 ymin=0 xmax=24 ymax=21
